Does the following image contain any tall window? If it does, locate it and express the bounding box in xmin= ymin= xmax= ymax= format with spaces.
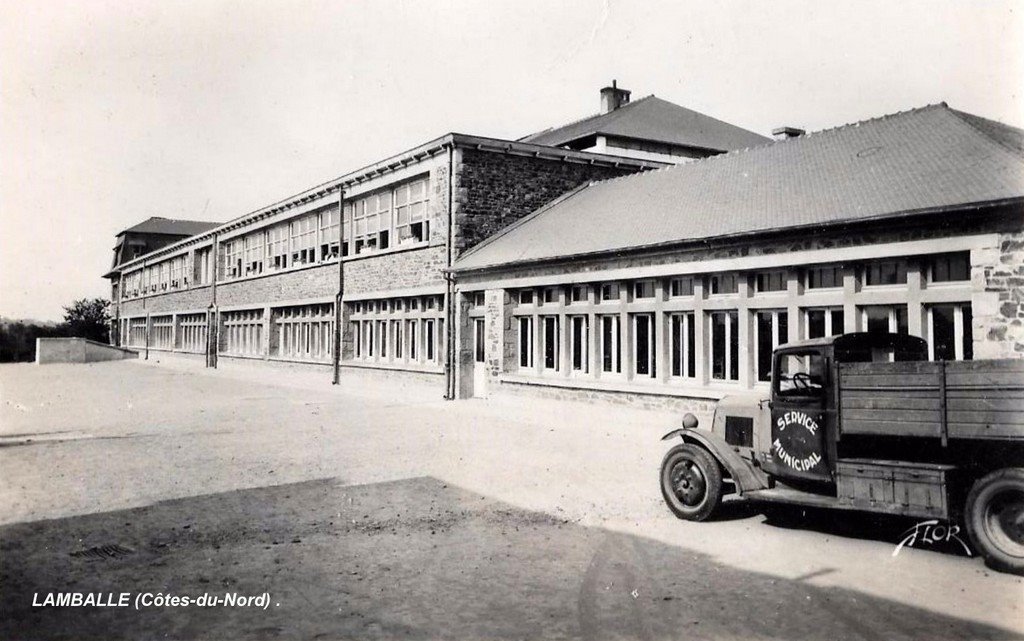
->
xmin=194 ymin=248 xmax=212 ymax=285
xmin=807 ymin=265 xmax=843 ymax=289
xmin=394 ymin=177 xmax=430 ymax=245
xmin=633 ymin=313 xmax=655 ymax=377
xmin=474 ymin=318 xmax=485 ymax=363
xmin=151 ymin=316 xmax=174 ymax=349
xmin=710 ymin=311 xmax=739 ymax=381
xmin=224 ymin=239 xmax=244 ymax=278
xmin=570 ymin=316 xmax=588 ymax=372
xmin=755 ymin=310 xmax=788 ymax=382
xmin=320 ymin=208 xmax=341 ymax=260
xmin=424 ymin=318 xmax=436 ymax=363
xmin=670 ymin=312 xmax=696 ymax=378
xmin=352 ymin=321 xmax=362 ymax=358
xmin=806 ymin=308 xmax=845 ymax=339
xmin=862 ymin=305 xmax=909 ymax=335
xmin=929 ymin=303 xmax=973 ymax=361
xmin=178 ymin=313 xmax=207 ymax=353
xmin=518 ymin=316 xmax=534 ymax=368
xmin=291 ymin=215 xmax=318 ymax=265
xmin=223 ymin=310 xmax=264 ymax=356
xmin=599 ymin=315 xmax=621 ymax=374
xmin=406 ymin=319 xmax=418 ymax=360
xmin=542 ymin=316 xmax=559 ymax=370
xmin=268 ymin=224 xmax=289 ymax=270
xmin=244 ymin=233 xmax=265 ymax=276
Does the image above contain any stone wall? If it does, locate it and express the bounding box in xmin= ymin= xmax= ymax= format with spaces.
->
xmin=975 ymin=228 xmax=1024 ymax=358
xmin=343 ymin=246 xmax=448 ymax=296
xmin=452 ymin=148 xmax=641 ymax=256
xmin=217 ymin=264 xmax=337 ymax=308
xmin=491 ymin=380 xmax=717 ymax=417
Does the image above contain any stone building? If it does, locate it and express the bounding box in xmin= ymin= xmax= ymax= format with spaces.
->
xmin=450 ymin=104 xmax=1024 ymax=409
xmin=109 ymin=86 xmax=766 ymax=394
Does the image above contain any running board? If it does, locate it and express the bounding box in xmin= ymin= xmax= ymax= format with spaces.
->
xmin=743 ymin=487 xmax=946 ymax=519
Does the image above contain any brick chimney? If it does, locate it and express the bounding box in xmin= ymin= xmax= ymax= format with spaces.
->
xmin=772 ymin=126 xmax=805 ymax=141
xmin=600 ymin=80 xmax=631 ymax=114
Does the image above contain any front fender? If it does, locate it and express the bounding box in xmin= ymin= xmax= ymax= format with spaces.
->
xmin=661 ymin=428 xmax=768 ymax=494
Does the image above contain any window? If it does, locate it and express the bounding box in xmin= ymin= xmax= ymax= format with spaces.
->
xmin=806 ymin=308 xmax=845 ymax=339
xmin=268 ymin=224 xmax=289 ymax=270
xmin=474 ymin=318 xmax=485 ymax=363
xmin=633 ymin=313 xmax=655 ymax=377
xmin=570 ymin=316 xmax=588 ymax=372
xmin=670 ymin=312 xmax=696 ymax=378
xmin=543 ymin=288 xmax=559 ymax=304
xmin=929 ymin=303 xmax=973 ymax=361
xmin=669 ymin=277 xmax=695 ymax=297
xmin=755 ymin=310 xmax=789 ymax=382
xmin=807 ymin=265 xmax=843 ymax=289
xmin=352 ymin=321 xmax=362 ymax=358
xmin=633 ymin=281 xmax=655 ymax=299
xmin=518 ymin=317 xmax=534 ymax=368
xmin=423 ymin=318 xmax=437 ymax=363
xmin=406 ymin=319 xmax=418 ymax=360
xmin=392 ymin=320 xmax=403 ymax=359
xmin=862 ymin=305 xmax=909 ymax=335
xmin=194 ymin=248 xmax=212 ymax=285
xmin=224 ymin=239 xmax=243 ymax=279
xmin=291 ymin=215 xmax=318 ymax=266
xmin=178 ymin=314 xmax=207 ymax=353
xmin=351 ymin=193 xmax=390 ymax=253
xmin=244 ymin=233 xmax=265 ymax=276
xmin=570 ymin=285 xmax=588 ymax=304
xmin=394 ymin=177 xmax=430 ymax=245
xmin=320 ymin=208 xmax=341 ymax=260
xmin=709 ymin=273 xmax=738 ymax=295
xmin=775 ymin=352 xmax=827 ymax=398
xmin=471 ymin=291 xmax=485 ymax=307
xmin=599 ymin=315 xmax=621 ymax=374
xmin=929 ymin=252 xmax=970 ymax=283
xmin=223 ymin=310 xmax=264 ymax=357
xmin=274 ymin=304 xmax=333 ymax=361
xmin=542 ymin=316 xmax=559 ymax=370
xmin=600 ymin=283 xmax=620 ymax=302
xmin=710 ymin=311 xmax=739 ymax=381
xmin=128 ymin=318 xmax=147 ymax=348
xmin=756 ymin=271 xmax=786 ymax=293
xmin=519 ymin=290 xmax=534 ymax=305
xmin=377 ymin=320 xmax=388 ymax=358
xmin=151 ymin=316 xmax=174 ymax=349
xmin=864 ymin=260 xmax=907 ymax=286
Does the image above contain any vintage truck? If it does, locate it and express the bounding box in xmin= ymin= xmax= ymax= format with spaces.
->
xmin=660 ymin=332 xmax=1024 ymax=574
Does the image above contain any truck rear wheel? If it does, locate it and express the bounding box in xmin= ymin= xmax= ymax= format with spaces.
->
xmin=965 ymin=467 xmax=1024 ymax=575
xmin=660 ymin=444 xmax=723 ymax=521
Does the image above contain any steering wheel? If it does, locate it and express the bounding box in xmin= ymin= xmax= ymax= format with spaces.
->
xmin=790 ymin=372 xmax=813 ymax=390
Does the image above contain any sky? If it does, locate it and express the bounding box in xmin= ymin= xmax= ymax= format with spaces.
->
xmin=1 ymin=0 xmax=1022 ymax=321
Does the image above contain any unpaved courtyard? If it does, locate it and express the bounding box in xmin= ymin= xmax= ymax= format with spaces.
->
xmin=1 ymin=360 xmax=1021 ymax=640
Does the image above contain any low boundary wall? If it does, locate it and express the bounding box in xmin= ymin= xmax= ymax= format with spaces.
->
xmin=36 ymin=338 xmax=139 ymax=364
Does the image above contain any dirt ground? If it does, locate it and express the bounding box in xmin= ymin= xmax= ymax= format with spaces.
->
xmin=0 ymin=358 xmax=1021 ymax=640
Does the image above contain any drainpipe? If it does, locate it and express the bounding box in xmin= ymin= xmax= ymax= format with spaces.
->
xmin=333 ymin=188 xmax=346 ymax=385
xmin=443 ymin=143 xmax=456 ymax=400
xmin=142 ymin=260 xmax=149 ymax=361
xmin=208 ymin=233 xmax=219 ymax=369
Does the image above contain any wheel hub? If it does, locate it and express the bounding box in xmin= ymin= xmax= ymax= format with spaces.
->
xmin=983 ymin=488 xmax=1024 ymax=558
xmin=671 ymin=461 xmax=707 ymax=507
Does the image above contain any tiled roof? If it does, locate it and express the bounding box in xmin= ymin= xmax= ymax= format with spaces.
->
xmin=520 ymin=95 xmax=770 ymax=151
xmin=456 ymin=104 xmax=1024 ymax=271
xmin=119 ymin=217 xmax=221 ymax=236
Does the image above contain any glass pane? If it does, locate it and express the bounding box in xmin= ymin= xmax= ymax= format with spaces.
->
xmin=635 ymin=315 xmax=651 ymax=376
xmin=712 ymin=313 xmax=726 ymax=380
xmin=931 ymin=305 xmax=956 ymax=361
xmin=808 ymin=309 xmax=826 ymax=339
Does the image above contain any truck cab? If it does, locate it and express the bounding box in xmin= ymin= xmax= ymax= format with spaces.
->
xmin=660 ymin=332 xmax=1024 ymax=574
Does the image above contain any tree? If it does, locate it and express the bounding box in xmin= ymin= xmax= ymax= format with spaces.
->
xmin=63 ymin=298 xmax=111 ymax=343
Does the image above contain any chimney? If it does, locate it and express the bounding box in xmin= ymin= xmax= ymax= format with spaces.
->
xmin=772 ymin=126 xmax=805 ymax=141
xmin=600 ymin=80 xmax=631 ymax=114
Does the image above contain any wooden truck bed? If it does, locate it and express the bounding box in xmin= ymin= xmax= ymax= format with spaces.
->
xmin=837 ymin=359 xmax=1024 ymax=441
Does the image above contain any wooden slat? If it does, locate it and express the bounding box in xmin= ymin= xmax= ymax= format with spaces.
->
xmin=946 ymin=410 xmax=1024 ymax=425
xmin=842 ymin=419 xmax=941 ymax=437
xmin=842 ymin=408 xmax=942 ymax=422
xmin=947 ymin=397 xmax=1024 ymax=412
xmin=840 ymin=373 xmax=942 ymax=387
xmin=946 ymin=371 xmax=1024 ymax=387
xmin=949 ymin=423 xmax=1024 ymax=440
xmin=841 ymin=396 xmax=942 ymax=411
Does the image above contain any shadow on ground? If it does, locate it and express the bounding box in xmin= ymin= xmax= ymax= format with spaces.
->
xmin=0 ymin=477 xmax=1017 ymax=641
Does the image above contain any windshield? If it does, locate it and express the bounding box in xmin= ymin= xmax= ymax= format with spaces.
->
xmin=775 ymin=351 xmax=827 ymax=397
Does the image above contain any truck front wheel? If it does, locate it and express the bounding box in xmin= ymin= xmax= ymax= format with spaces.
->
xmin=660 ymin=444 xmax=723 ymax=521
xmin=965 ymin=467 xmax=1024 ymax=575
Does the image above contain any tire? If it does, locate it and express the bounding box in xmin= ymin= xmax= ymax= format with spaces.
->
xmin=964 ymin=467 xmax=1024 ymax=575
xmin=660 ymin=443 xmax=723 ymax=521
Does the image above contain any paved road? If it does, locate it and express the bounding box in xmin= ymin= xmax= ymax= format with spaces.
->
xmin=1 ymin=359 xmax=1021 ymax=639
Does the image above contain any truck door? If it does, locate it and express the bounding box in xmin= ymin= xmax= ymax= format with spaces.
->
xmin=767 ymin=350 xmax=832 ymax=483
